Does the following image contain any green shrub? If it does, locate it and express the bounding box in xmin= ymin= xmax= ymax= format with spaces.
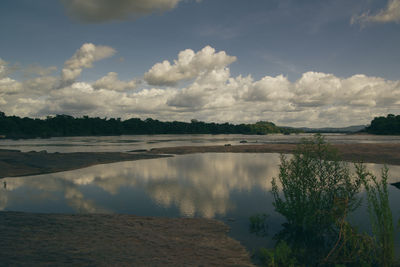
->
xmin=358 ymin=165 xmax=394 ymax=267
xmin=271 ymin=134 xmax=363 ymax=265
xmin=257 ymin=241 xmax=302 ymax=267
xmin=322 ymin=220 xmax=376 ymax=266
xmin=251 ymin=134 xmax=397 ymax=266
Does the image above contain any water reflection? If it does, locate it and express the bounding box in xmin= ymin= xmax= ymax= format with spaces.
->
xmin=1 ymin=134 xmax=400 ymax=153
xmin=0 ymin=173 xmax=108 ymax=213
xmin=1 ymin=154 xmax=283 ymax=217
xmin=2 ymin=153 xmax=400 ymax=218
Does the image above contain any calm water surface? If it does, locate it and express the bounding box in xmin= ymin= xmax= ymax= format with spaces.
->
xmin=1 ymin=133 xmax=400 ymax=153
xmin=1 ymin=153 xmax=400 ymax=252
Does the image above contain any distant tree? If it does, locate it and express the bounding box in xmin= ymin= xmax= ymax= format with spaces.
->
xmin=0 ymin=113 xmax=302 ymax=139
xmin=366 ymin=114 xmax=400 ymax=135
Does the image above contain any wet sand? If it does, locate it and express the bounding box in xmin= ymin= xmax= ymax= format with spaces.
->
xmin=0 ymin=212 xmax=254 ymax=266
xmin=2 ymin=143 xmax=400 ymax=179
xmin=0 ymin=149 xmax=170 ymax=178
xmin=150 ymin=143 xmax=400 ymax=166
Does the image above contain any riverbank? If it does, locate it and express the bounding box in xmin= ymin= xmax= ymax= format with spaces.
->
xmin=2 ymin=143 xmax=400 ymax=179
xmin=2 ymin=143 xmax=400 ymax=265
xmin=0 ymin=211 xmax=254 ymax=266
xmin=150 ymin=143 xmax=400 ymax=166
xmin=0 ymin=149 xmax=169 ymax=178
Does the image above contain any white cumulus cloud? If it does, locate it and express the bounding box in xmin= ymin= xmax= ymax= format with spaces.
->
xmin=144 ymin=46 xmax=237 ymax=86
xmin=23 ymin=76 xmax=59 ymax=93
xmin=167 ymin=68 xmax=232 ymax=109
xmin=62 ymin=43 xmax=116 ymax=83
xmin=292 ymin=72 xmax=342 ymax=107
xmin=0 ymin=77 xmax=22 ymax=95
xmin=1 ymin=44 xmax=400 ymax=127
xmin=93 ymin=72 xmax=137 ymax=91
xmin=241 ymin=75 xmax=292 ymax=102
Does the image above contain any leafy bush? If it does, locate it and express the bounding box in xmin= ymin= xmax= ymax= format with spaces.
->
xmin=257 ymin=241 xmax=301 ymax=267
xmin=250 ymin=134 xmax=397 ymax=266
xmin=358 ymin=165 xmax=394 ymax=267
xmin=271 ymin=134 xmax=363 ymax=265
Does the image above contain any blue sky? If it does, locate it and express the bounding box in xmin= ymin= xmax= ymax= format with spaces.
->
xmin=1 ymin=0 xmax=399 ymax=127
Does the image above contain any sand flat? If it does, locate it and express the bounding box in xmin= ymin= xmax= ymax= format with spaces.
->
xmin=150 ymin=143 xmax=400 ymax=166
xmin=0 ymin=212 xmax=254 ymax=266
xmin=2 ymin=143 xmax=400 ymax=179
xmin=0 ymin=149 xmax=170 ymax=178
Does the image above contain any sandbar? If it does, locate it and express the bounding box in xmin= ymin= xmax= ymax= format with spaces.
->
xmin=150 ymin=143 xmax=400 ymax=166
xmin=2 ymin=143 xmax=400 ymax=179
xmin=0 ymin=149 xmax=170 ymax=178
xmin=0 ymin=211 xmax=254 ymax=266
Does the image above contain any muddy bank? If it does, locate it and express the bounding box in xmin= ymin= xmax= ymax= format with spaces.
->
xmin=149 ymin=143 xmax=400 ymax=166
xmin=0 ymin=149 xmax=169 ymax=178
xmin=0 ymin=211 xmax=253 ymax=266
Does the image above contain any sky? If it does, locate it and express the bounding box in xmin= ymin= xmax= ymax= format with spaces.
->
xmin=0 ymin=0 xmax=400 ymax=127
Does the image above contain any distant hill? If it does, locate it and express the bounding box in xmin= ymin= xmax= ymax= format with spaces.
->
xmin=294 ymin=125 xmax=367 ymax=133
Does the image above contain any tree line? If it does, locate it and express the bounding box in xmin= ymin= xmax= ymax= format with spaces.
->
xmin=366 ymin=114 xmax=400 ymax=135
xmin=0 ymin=111 xmax=300 ymax=139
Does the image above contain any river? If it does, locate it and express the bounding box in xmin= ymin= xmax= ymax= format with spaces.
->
xmin=1 ymin=134 xmax=400 ymax=253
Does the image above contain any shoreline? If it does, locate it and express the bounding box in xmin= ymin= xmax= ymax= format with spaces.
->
xmin=2 ymin=143 xmax=400 ymax=179
xmin=0 ymin=149 xmax=170 ymax=178
xmin=150 ymin=143 xmax=400 ymax=166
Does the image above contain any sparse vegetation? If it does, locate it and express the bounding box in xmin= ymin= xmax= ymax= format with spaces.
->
xmin=257 ymin=241 xmax=300 ymax=267
xmin=251 ymin=134 xmax=398 ymax=266
xmin=358 ymin=165 xmax=394 ymax=267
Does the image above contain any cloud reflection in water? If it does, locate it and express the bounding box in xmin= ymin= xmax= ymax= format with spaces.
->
xmin=1 ymin=153 xmax=400 ymax=218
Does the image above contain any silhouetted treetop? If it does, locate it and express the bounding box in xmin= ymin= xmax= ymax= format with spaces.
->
xmin=0 ymin=112 xmax=300 ymax=139
xmin=366 ymin=114 xmax=400 ymax=135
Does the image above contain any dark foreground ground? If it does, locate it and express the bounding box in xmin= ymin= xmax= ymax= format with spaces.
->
xmin=0 ymin=212 xmax=254 ymax=266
